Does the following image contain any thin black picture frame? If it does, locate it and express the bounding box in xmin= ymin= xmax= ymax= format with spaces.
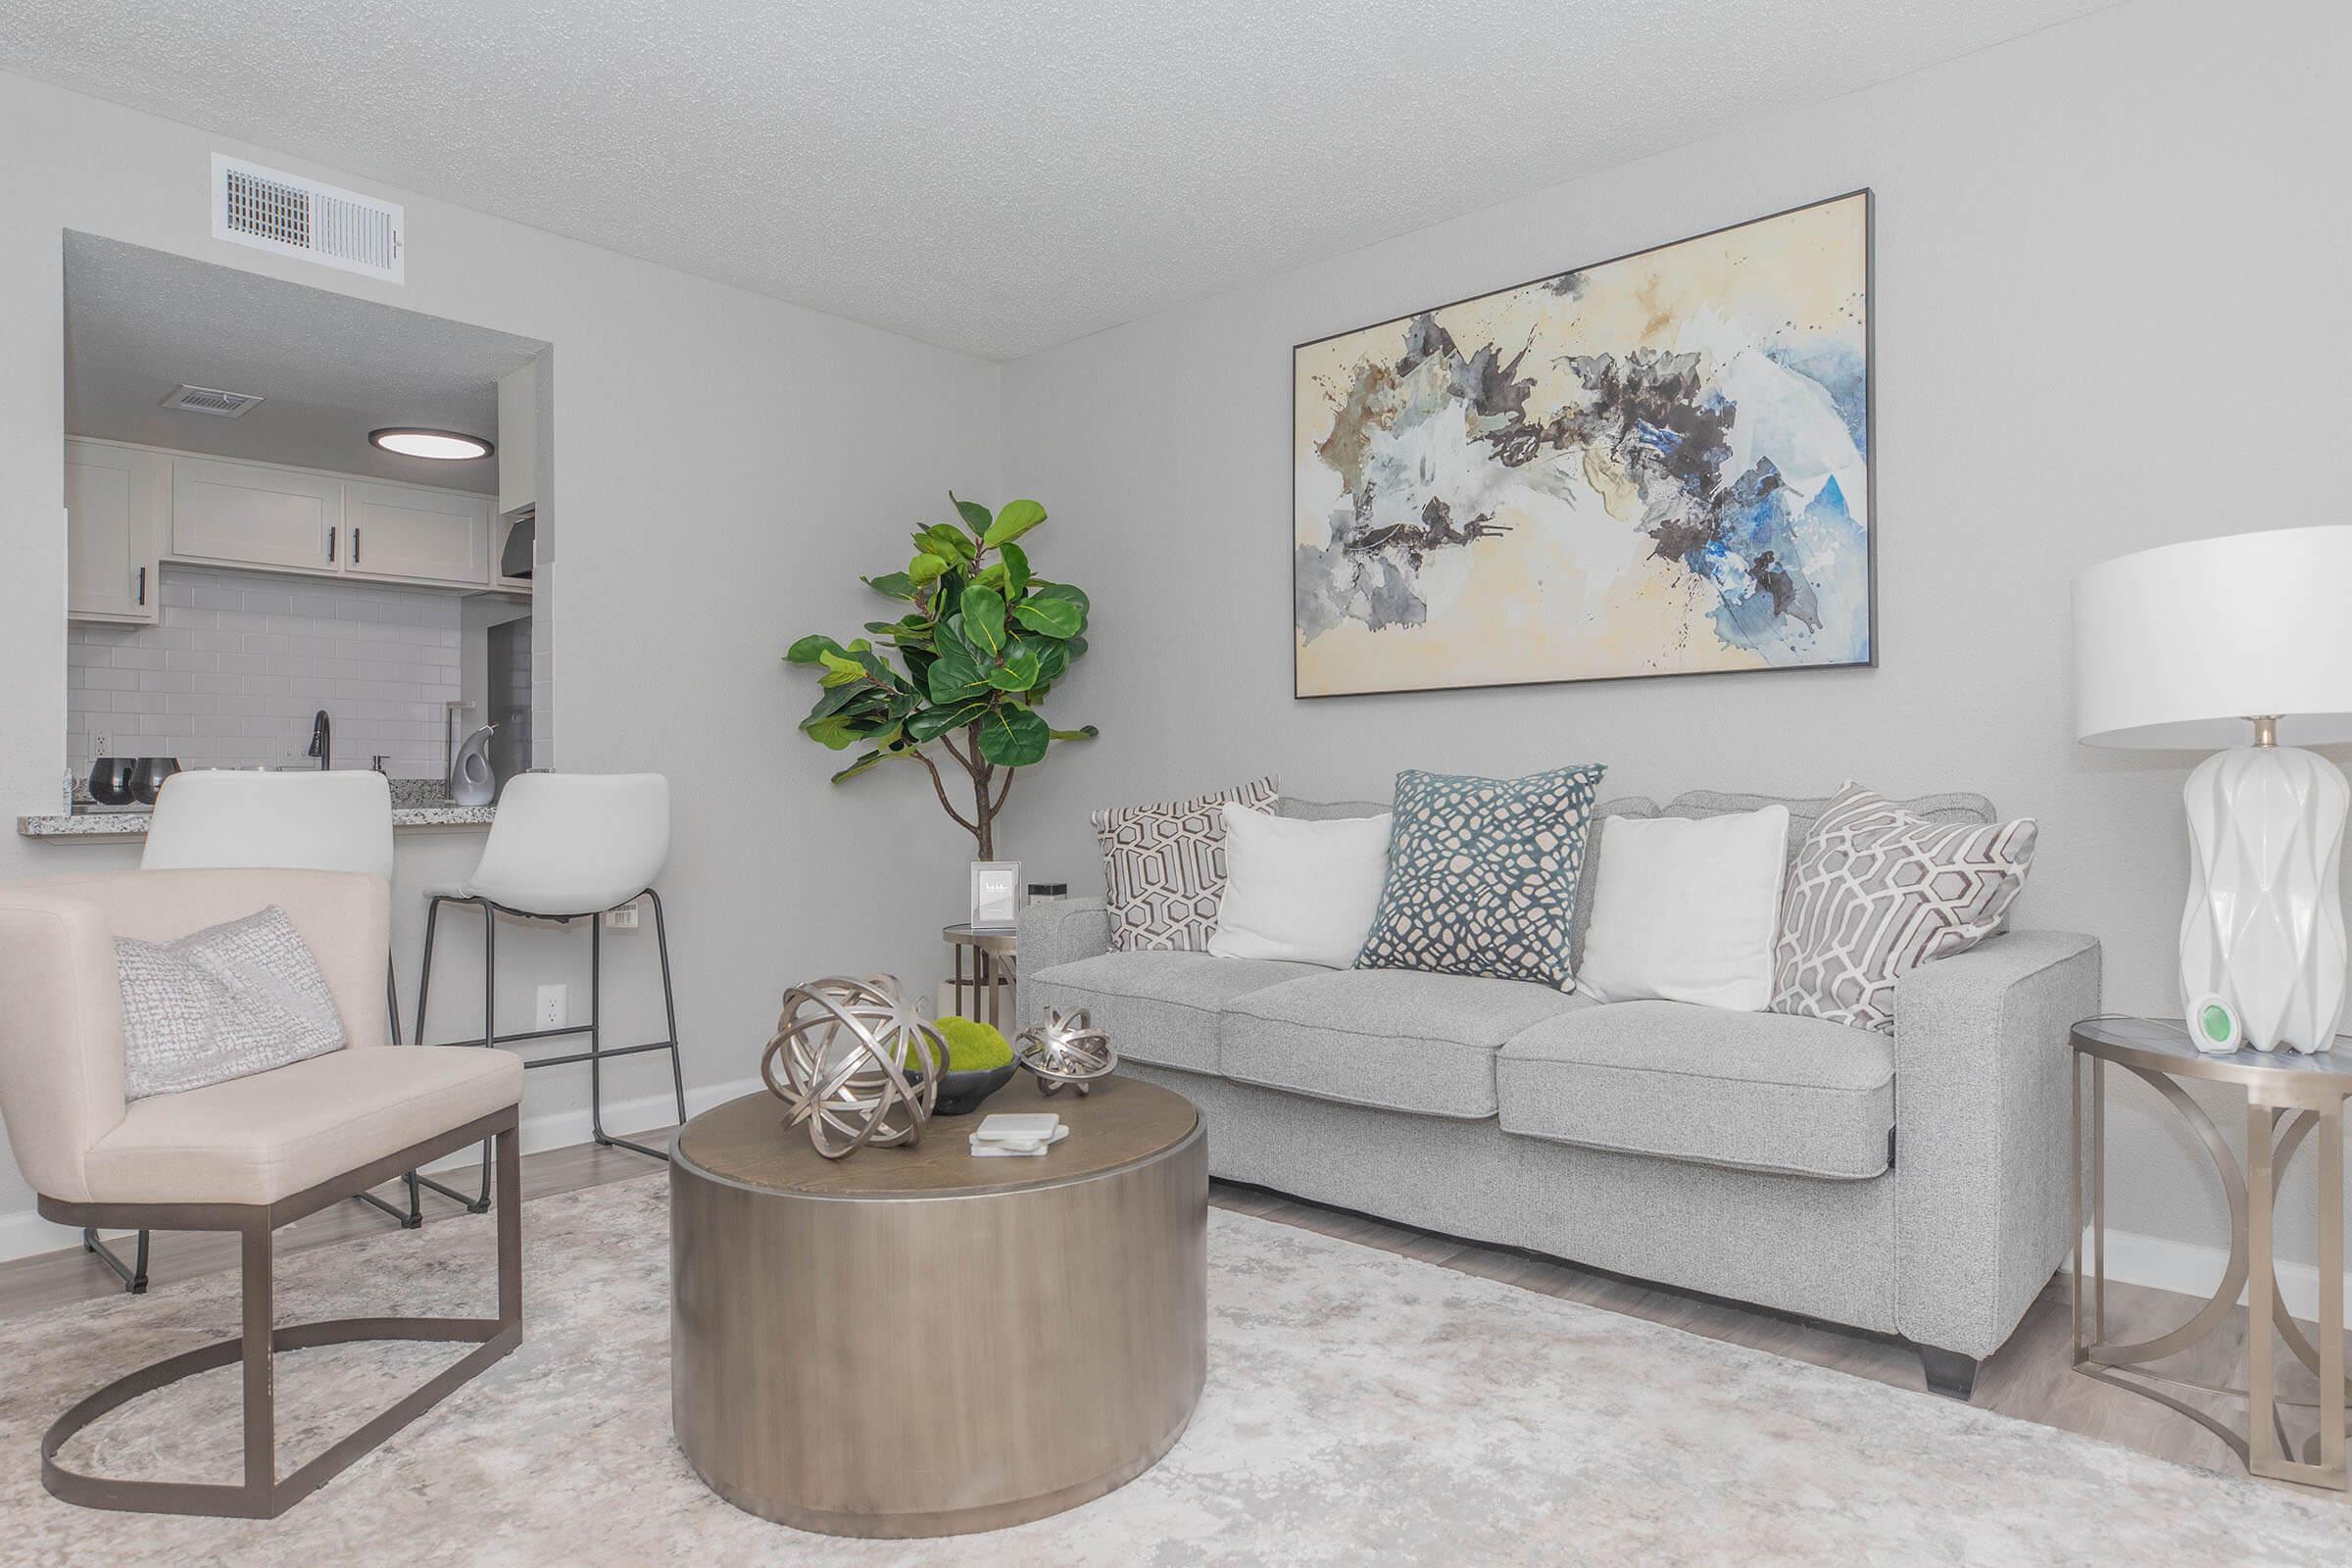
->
xmin=1290 ymin=187 xmax=1877 ymax=702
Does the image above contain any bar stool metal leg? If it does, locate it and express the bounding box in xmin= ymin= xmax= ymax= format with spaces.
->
xmin=354 ymin=954 xmax=426 ymax=1228
xmin=412 ymin=896 xmax=496 ymax=1214
xmin=414 ymin=888 xmax=687 ymax=1181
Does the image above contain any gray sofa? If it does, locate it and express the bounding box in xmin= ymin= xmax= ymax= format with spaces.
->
xmin=1017 ymin=788 xmax=2101 ymax=1397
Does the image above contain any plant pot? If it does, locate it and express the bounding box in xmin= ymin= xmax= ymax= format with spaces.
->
xmin=928 ymin=1064 xmax=1016 ymax=1118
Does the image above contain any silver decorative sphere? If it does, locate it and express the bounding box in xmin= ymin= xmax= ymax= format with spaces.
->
xmin=761 ymin=974 xmax=945 ymax=1158
xmin=1014 ymin=1006 xmax=1117 ymax=1097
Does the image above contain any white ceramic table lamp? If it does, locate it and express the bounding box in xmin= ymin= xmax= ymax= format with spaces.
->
xmin=2075 ymin=525 xmax=2352 ymax=1054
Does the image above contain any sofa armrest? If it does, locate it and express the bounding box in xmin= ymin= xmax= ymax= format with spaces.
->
xmin=1889 ymin=928 xmax=2100 ymax=1360
xmin=1018 ymin=897 xmax=1111 ymax=977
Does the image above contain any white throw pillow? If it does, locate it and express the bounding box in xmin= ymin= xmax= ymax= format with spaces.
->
xmin=1207 ymin=804 xmax=1394 ymax=969
xmin=1576 ymin=806 xmax=1790 ymax=1010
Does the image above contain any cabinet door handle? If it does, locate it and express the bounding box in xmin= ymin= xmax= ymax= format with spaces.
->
xmin=354 ymin=526 xmax=362 ymax=565
xmin=328 ymin=525 xmax=337 ymax=564
xmin=136 ymin=566 xmax=146 ymax=607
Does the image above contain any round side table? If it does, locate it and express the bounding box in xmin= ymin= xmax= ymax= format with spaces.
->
xmin=2071 ymin=1015 xmax=2350 ymax=1491
xmin=943 ymin=922 xmax=1016 ymax=1027
xmin=669 ymin=1073 xmax=1207 ymax=1537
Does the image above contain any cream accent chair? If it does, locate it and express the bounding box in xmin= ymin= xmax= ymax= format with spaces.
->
xmin=0 ymin=867 xmax=524 ymax=1519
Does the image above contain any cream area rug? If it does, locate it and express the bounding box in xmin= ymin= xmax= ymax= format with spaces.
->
xmin=4 ymin=1174 xmax=2347 ymax=1566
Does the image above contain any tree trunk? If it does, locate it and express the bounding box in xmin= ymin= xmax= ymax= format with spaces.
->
xmin=963 ymin=721 xmax=1002 ymax=860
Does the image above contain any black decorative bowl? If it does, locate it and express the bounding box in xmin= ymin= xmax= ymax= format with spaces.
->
xmin=88 ymin=758 xmax=138 ymax=807
xmin=928 ymin=1064 xmax=1016 ymax=1118
xmin=130 ymin=757 xmax=180 ymax=805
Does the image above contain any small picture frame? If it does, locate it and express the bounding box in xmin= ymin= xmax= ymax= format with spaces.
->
xmin=969 ymin=860 xmax=1022 ymax=930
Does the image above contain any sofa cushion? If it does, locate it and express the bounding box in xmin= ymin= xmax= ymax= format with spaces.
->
xmin=1496 ymin=1001 xmax=1894 ymax=1179
xmin=1222 ymin=969 xmax=1592 ymax=1119
xmin=1023 ymin=951 xmax=1322 ymax=1075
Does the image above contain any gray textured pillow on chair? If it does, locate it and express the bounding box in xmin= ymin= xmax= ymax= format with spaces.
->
xmin=115 ymin=905 xmax=348 ymax=1100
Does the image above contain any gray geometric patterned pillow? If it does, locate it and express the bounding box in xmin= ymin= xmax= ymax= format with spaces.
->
xmin=1354 ymin=764 xmax=1605 ymax=989
xmin=116 ymin=905 xmax=348 ymax=1101
xmin=1094 ymin=775 xmax=1279 ymax=952
xmin=1770 ymin=783 xmax=2037 ymax=1035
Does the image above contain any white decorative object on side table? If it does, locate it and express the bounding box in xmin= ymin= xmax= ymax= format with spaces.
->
xmin=2075 ymin=525 xmax=2352 ymax=1053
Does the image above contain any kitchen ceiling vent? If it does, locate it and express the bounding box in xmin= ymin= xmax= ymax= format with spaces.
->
xmin=162 ymin=383 xmax=265 ymax=418
xmin=211 ymin=154 xmax=405 ymax=283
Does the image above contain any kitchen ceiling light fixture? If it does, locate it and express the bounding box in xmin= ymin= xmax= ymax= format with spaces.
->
xmin=368 ymin=426 xmax=493 ymax=461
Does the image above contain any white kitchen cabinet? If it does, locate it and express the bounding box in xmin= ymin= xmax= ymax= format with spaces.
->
xmin=172 ymin=456 xmax=343 ymax=573
xmin=343 ymin=481 xmax=493 ymax=586
xmin=66 ymin=438 xmax=167 ymax=623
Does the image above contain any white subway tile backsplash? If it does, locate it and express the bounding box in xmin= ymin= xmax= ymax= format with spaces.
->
xmin=69 ymin=564 xmax=466 ymax=778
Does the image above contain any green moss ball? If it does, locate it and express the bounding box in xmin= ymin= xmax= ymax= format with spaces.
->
xmin=931 ymin=1015 xmax=1013 ymax=1072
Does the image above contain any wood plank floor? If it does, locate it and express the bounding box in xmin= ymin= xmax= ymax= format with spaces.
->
xmin=1 ymin=1130 xmax=2342 ymax=1501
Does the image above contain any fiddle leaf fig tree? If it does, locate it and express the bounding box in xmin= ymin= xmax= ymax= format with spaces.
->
xmin=786 ymin=494 xmax=1097 ymax=858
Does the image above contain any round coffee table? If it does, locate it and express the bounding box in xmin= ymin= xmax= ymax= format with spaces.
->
xmin=669 ymin=1073 xmax=1206 ymax=1538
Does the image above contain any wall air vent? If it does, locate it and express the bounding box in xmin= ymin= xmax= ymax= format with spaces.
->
xmin=211 ymin=154 xmax=405 ymax=283
xmin=162 ymin=383 xmax=265 ymax=418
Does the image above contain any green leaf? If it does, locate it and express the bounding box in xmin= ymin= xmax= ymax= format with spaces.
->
xmin=829 ymin=750 xmax=890 ymax=784
xmin=785 ymin=633 xmax=846 ymax=666
xmin=907 ymin=700 xmax=988 ymax=742
xmin=959 ymin=585 xmax=1007 ymax=656
xmin=975 ymin=704 xmax=1050 ymax=767
xmin=816 ymin=651 xmax=868 ymax=688
xmin=803 ymin=681 xmax=877 ymax=722
xmin=982 ymin=499 xmax=1047 ymax=549
xmin=850 ymin=646 xmax=902 ymax=688
xmin=862 ymin=571 xmax=918 ymax=601
xmin=951 ymin=493 xmax=995 ymax=537
xmin=906 ymin=553 xmax=949 ymax=586
xmin=1029 ymin=581 xmax=1089 ymax=613
xmin=999 ymin=540 xmax=1031 ymax=599
xmin=1034 ymin=639 xmax=1068 ymax=686
xmin=914 ymin=524 xmax=975 ymax=568
xmin=1065 ymin=634 xmax=1088 ymax=661
xmin=802 ymin=712 xmax=864 ymax=750
xmin=1049 ymin=724 xmax=1101 ymax=743
xmin=987 ymin=641 xmax=1042 ymax=692
xmin=1010 ymin=595 xmax=1083 ymax=639
xmin=926 ymin=647 xmax=990 ymax=706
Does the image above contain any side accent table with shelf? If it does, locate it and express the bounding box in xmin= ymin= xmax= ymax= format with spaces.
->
xmin=2071 ymin=1015 xmax=2348 ymax=1491
xmin=943 ymin=922 xmax=1016 ymax=1027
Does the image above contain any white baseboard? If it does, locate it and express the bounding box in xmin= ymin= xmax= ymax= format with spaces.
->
xmin=0 ymin=1074 xmax=766 ymax=1265
xmin=2076 ymin=1227 xmax=2350 ymax=1323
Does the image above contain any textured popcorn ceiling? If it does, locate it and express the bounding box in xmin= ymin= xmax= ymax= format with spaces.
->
xmin=1 ymin=0 xmax=2114 ymax=360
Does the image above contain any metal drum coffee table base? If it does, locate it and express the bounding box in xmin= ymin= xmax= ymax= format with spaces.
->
xmin=670 ymin=1078 xmax=1206 ymax=1538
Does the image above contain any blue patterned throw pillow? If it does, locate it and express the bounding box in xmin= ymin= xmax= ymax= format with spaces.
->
xmin=1354 ymin=764 xmax=1606 ymax=989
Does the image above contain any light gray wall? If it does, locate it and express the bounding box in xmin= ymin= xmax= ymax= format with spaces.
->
xmin=1001 ymin=0 xmax=2352 ymax=1268
xmin=0 ymin=74 xmax=1002 ymax=1248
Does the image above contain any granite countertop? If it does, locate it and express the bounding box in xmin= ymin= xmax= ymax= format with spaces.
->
xmin=18 ymin=776 xmax=497 ymax=840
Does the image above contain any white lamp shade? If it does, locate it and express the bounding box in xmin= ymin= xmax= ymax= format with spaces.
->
xmin=2074 ymin=525 xmax=2352 ymax=750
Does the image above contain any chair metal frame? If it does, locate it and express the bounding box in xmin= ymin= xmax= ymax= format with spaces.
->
xmin=37 ymin=1106 xmax=521 ymax=1518
xmin=414 ymin=887 xmax=685 ymax=1210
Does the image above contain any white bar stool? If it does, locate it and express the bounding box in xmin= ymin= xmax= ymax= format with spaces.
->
xmin=128 ymin=769 xmax=419 ymax=1287
xmin=415 ymin=773 xmax=684 ymax=1207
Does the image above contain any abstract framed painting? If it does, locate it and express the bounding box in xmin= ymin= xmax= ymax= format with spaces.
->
xmin=1293 ymin=189 xmax=1874 ymax=699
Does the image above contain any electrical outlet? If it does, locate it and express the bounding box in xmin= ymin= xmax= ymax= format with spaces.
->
xmin=604 ymin=906 xmax=640 ymax=931
xmin=535 ymin=984 xmax=566 ymax=1030
xmin=93 ymin=732 xmax=112 ymax=758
